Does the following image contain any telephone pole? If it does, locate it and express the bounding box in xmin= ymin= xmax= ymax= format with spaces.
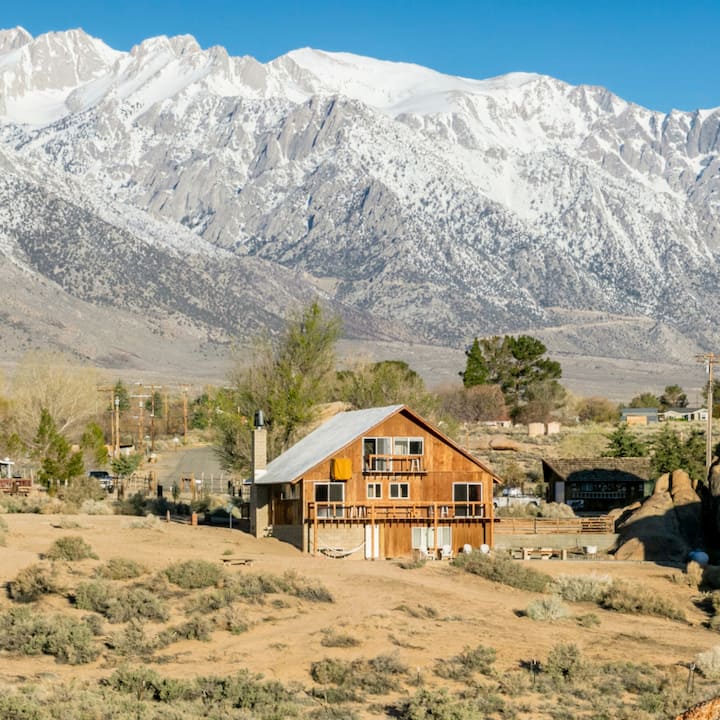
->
xmin=697 ymin=353 xmax=718 ymax=479
xmin=96 ymin=385 xmax=116 ymax=458
xmin=130 ymin=383 xmax=150 ymax=454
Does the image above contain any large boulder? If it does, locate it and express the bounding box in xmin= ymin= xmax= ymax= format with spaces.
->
xmin=613 ymin=470 xmax=702 ymax=562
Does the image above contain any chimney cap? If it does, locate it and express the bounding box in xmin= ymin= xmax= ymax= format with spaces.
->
xmin=253 ymin=410 xmax=265 ymax=428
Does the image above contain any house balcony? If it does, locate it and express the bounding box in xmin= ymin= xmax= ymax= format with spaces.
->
xmin=363 ymin=454 xmax=426 ymax=474
xmin=306 ymin=501 xmax=490 ymax=522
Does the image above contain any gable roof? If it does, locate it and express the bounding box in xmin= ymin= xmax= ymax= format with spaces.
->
xmin=662 ymin=407 xmax=706 ymax=414
xmin=255 ymin=404 xmax=499 ymax=485
xmin=542 ymin=457 xmax=651 ymax=482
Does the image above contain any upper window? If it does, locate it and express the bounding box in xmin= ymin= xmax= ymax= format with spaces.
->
xmin=393 ymin=437 xmax=424 ymax=455
xmin=363 ymin=436 xmax=424 ymax=472
xmin=363 ymin=437 xmax=392 ymax=471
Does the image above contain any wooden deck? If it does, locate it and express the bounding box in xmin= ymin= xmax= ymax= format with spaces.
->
xmin=307 ymin=501 xmax=490 ymax=522
xmin=494 ymin=516 xmax=615 ymax=534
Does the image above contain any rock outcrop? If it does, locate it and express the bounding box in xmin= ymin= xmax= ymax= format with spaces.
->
xmin=613 ymin=470 xmax=702 ymax=562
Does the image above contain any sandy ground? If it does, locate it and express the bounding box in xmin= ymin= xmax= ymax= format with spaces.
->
xmin=0 ymin=512 xmax=716 ymax=695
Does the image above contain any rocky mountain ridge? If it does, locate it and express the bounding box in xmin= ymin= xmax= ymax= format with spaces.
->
xmin=0 ymin=27 xmax=718 ymax=384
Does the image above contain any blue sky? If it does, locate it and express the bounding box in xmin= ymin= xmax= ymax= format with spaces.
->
xmin=2 ymin=0 xmax=717 ymax=112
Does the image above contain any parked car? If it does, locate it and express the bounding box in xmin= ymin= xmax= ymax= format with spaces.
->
xmin=88 ymin=470 xmax=115 ymax=492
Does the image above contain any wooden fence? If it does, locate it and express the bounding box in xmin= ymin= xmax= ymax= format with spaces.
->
xmin=494 ymin=516 xmax=615 ymax=534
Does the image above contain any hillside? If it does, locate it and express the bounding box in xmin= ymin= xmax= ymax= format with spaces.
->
xmin=0 ymin=28 xmax=718 ymax=396
xmin=0 ymin=512 xmax=718 ymax=718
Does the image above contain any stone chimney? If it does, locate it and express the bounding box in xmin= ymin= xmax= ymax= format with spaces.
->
xmin=250 ymin=410 xmax=269 ymax=537
xmin=251 ymin=410 xmax=267 ymax=482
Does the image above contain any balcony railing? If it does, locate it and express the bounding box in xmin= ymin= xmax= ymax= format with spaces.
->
xmin=363 ymin=454 xmax=425 ymax=473
xmin=307 ymin=501 xmax=490 ymax=522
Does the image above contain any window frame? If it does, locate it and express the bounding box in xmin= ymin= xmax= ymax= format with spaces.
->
xmin=366 ymin=482 xmax=382 ymax=499
xmin=314 ymin=481 xmax=345 ymax=518
xmin=393 ymin=437 xmax=424 ymax=456
xmin=389 ymin=482 xmax=410 ymax=499
xmin=452 ymin=482 xmax=483 ymax=517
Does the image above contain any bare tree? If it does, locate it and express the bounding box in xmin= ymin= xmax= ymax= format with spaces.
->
xmin=9 ymin=351 xmax=100 ymax=452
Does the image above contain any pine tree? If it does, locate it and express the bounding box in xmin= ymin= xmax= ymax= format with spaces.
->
xmin=603 ymin=423 xmax=647 ymax=457
xmin=460 ymin=338 xmax=489 ymax=388
xmin=35 ymin=408 xmax=84 ymax=490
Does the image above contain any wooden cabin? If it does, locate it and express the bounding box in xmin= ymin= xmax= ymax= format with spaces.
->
xmin=250 ymin=405 xmax=500 ymax=559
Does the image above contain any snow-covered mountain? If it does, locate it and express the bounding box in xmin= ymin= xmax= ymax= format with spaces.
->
xmin=1 ymin=27 xmax=719 ymax=377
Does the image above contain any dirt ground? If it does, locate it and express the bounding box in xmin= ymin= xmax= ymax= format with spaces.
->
xmin=0 ymin=512 xmax=716 ymax=696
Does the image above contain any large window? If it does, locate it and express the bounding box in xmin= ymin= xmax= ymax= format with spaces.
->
xmin=393 ymin=437 xmax=424 ymax=455
xmin=364 ymin=436 xmax=425 ymax=472
xmin=389 ymin=482 xmax=409 ymax=499
xmin=453 ymin=483 xmax=483 ymax=517
xmin=314 ymin=482 xmax=345 ymax=518
xmin=363 ymin=437 xmax=392 ymax=471
xmin=412 ymin=526 xmax=452 ymax=551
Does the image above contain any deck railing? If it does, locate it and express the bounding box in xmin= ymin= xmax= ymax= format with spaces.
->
xmin=363 ymin=455 xmax=426 ymax=473
xmin=493 ymin=516 xmax=615 ymax=534
xmin=307 ymin=500 xmax=491 ymax=522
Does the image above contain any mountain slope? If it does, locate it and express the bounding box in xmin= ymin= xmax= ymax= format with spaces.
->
xmin=0 ymin=27 xmax=719 ymax=378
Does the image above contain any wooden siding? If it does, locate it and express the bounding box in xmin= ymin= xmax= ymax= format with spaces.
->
xmin=267 ymin=408 xmax=498 ymax=557
xmin=299 ymin=411 xmax=495 ymax=510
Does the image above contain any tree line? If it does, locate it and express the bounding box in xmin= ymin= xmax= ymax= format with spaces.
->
xmin=1 ymin=304 xmax=711 ymax=486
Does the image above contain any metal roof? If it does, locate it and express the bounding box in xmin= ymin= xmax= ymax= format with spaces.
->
xmin=255 ymin=405 xmax=404 ymax=485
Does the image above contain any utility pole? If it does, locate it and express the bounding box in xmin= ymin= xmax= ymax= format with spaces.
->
xmin=130 ymin=383 xmax=150 ymax=454
xmin=114 ymin=395 xmax=120 ymax=458
xmin=181 ymin=385 xmax=189 ymax=445
xmin=96 ymin=385 xmax=115 ymax=457
xmin=697 ymin=353 xmax=718 ymax=479
xmin=148 ymin=385 xmax=161 ymax=453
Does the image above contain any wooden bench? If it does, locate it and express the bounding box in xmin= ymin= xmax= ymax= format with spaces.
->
xmin=519 ymin=547 xmax=568 ymax=561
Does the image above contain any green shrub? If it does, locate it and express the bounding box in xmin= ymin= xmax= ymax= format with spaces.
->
xmin=0 ymin=693 xmax=45 ymax=720
xmin=157 ymin=616 xmax=213 ymax=645
xmin=42 ymin=615 xmax=99 ymax=664
xmin=544 ymin=643 xmax=584 ymax=681
xmin=320 ymin=629 xmax=361 ymax=647
xmin=223 ymin=606 xmax=249 ymax=635
xmin=695 ymin=645 xmax=720 ymax=679
xmin=192 ymin=670 xmax=297 ymax=712
xmin=74 ymin=580 xmax=168 ymax=623
xmin=549 ymin=574 xmax=613 ymax=603
xmin=396 ymin=688 xmax=479 ymax=720
xmin=107 ymin=619 xmax=159 ymax=657
xmin=283 ymin=570 xmax=334 ymax=602
xmin=310 ymin=655 xmax=407 ymax=695
xmin=46 ymin=535 xmax=97 ymax=561
xmin=8 ymin=563 xmax=59 ymax=602
xmin=0 ymin=607 xmax=98 ymax=664
xmin=163 ymin=560 xmax=223 ymax=589
xmin=95 ymin=557 xmax=146 ymax=580
xmin=57 ymin=477 xmax=105 ymax=506
xmin=434 ymin=644 xmax=496 ymax=680
xmin=452 ymin=550 xmax=550 ymax=592
xmin=599 ymin=580 xmax=685 ymax=621
xmin=526 ymin=595 xmax=571 ymax=622
xmin=575 ymin=613 xmax=600 ymax=628
xmin=108 ymin=665 xmax=165 ymax=701
xmin=395 ymin=603 xmax=439 ymax=619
